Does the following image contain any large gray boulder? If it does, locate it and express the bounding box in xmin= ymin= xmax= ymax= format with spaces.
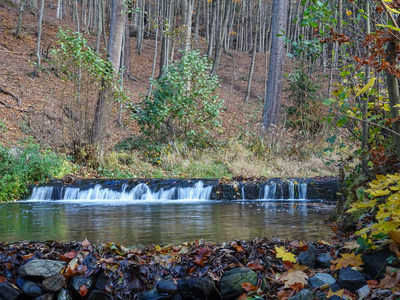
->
xmin=18 ymin=260 xmax=66 ymax=278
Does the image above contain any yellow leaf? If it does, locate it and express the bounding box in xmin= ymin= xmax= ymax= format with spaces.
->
xmin=354 ymin=77 xmax=375 ymax=98
xmin=275 ymin=246 xmax=297 ymax=263
xmin=346 ymin=9 xmax=352 ymax=16
xmin=327 ymin=289 xmax=344 ymax=298
xmin=331 ymin=252 xmax=364 ymax=270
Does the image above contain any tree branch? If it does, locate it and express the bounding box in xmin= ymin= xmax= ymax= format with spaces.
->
xmin=322 ymin=108 xmax=400 ymax=137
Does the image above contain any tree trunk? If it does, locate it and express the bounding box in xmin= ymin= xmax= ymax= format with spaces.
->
xmin=244 ymin=0 xmax=260 ymax=102
xmin=32 ymin=0 xmax=44 ymax=78
xmin=211 ymin=0 xmax=231 ymax=76
xmin=158 ymin=0 xmax=174 ymax=79
xmin=386 ymin=36 xmax=400 ymax=160
xmin=262 ymin=0 xmax=289 ymax=130
xmin=207 ymin=0 xmax=216 ymax=58
xmin=91 ymin=0 xmax=125 ymax=155
xmin=15 ymin=0 xmax=25 ymax=38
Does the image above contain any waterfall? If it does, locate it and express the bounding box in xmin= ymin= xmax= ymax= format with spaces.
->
xmin=29 ymin=181 xmax=213 ymax=201
xmin=298 ymin=183 xmax=307 ymax=200
xmin=262 ymin=183 xmax=276 ymax=200
xmin=261 ymin=182 xmax=307 ymax=200
xmin=289 ymin=182 xmax=295 ymax=199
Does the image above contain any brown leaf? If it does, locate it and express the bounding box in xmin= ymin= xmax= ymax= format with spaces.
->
xmin=0 ymin=276 xmax=5 ymax=283
xmin=22 ymin=253 xmax=34 ymax=260
xmin=81 ymin=238 xmax=91 ymax=248
xmin=241 ymin=282 xmax=258 ymax=292
xmin=79 ymin=285 xmax=88 ymax=297
xmin=389 ymin=230 xmax=400 ymax=246
xmin=280 ymin=270 xmax=309 ymax=289
xmin=238 ymin=293 xmax=248 ymax=300
xmin=327 ymin=289 xmax=344 ymax=298
xmin=378 ymin=266 xmax=400 ymax=291
xmin=60 ymin=250 xmax=77 ymax=262
xmin=247 ymin=262 xmax=264 ymax=271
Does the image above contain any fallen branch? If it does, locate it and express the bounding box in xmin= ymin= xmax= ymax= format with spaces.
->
xmin=0 ymin=86 xmax=21 ymax=105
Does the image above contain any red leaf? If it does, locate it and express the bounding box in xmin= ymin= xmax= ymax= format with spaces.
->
xmin=60 ymin=250 xmax=77 ymax=262
xmin=0 ymin=276 xmax=5 ymax=283
xmin=236 ymin=246 xmax=245 ymax=252
xmin=247 ymin=262 xmax=264 ymax=271
xmin=241 ymin=282 xmax=258 ymax=292
xmin=238 ymin=293 xmax=248 ymax=299
xmin=79 ymin=285 xmax=88 ymax=297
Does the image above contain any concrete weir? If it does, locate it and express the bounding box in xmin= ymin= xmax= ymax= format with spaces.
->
xmin=28 ymin=176 xmax=340 ymax=202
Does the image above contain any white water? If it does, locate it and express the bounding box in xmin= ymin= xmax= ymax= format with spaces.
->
xmin=262 ymin=182 xmax=307 ymax=200
xmin=29 ymin=181 xmax=213 ymax=201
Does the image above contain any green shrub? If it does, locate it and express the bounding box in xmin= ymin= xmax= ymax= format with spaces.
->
xmin=0 ymin=142 xmax=67 ymax=201
xmin=133 ymin=50 xmax=223 ymax=147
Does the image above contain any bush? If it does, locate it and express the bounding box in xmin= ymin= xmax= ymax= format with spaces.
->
xmin=0 ymin=142 xmax=67 ymax=201
xmin=134 ymin=50 xmax=223 ymax=147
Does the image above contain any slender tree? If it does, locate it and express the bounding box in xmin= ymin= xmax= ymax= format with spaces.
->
xmin=262 ymin=0 xmax=289 ymax=130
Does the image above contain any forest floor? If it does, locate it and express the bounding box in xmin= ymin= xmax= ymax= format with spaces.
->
xmin=0 ymin=0 xmax=343 ymax=179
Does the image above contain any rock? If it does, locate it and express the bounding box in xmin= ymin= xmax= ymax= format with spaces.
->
xmin=309 ymin=273 xmax=336 ymax=288
xmin=0 ymin=282 xmax=22 ymax=300
xmin=42 ymin=274 xmax=66 ymax=292
xmin=357 ymin=284 xmax=370 ymax=299
xmin=138 ymin=289 xmax=172 ymax=300
xmin=297 ymin=245 xmax=317 ymax=269
xmin=57 ymin=288 xmax=73 ymax=300
xmin=220 ymin=267 xmax=258 ymax=300
xmin=288 ymin=289 xmax=314 ymax=300
xmin=72 ymin=275 xmax=95 ymax=295
xmin=338 ymin=267 xmax=367 ymax=292
xmin=376 ymin=289 xmax=391 ymax=298
xmin=94 ymin=271 xmax=109 ymax=291
xmin=177 ymin=277 xmax=216 ymax=300
xmin=33 ymin=293 xmax=54 ymax=300
xmin=16 ymin=278 xmax=45 ymax=297
xmin=18 ymin=260 xmax=66 ymax=278
xmin=87 ymin=289 xmax=112 ymax=300
xmin=317 ymin=253 xmax=333 ymax=268
xmin=156 ymin=279 xmax=178 ymax=295
xmin=362 ymin=247 xmax=395 ymax=280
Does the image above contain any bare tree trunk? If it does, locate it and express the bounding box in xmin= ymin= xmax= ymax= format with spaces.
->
xmin=136 ymin=0 xmax=145 ymax=54
xmin=15 ymin=0 xmax=25 ymax=38
xmin=244 ymin=0 xmax=260 ymax=102
xmin=158 ymin=0 xmax=174 ymax=79
xmin=207 ymin=0 xmax=216 ymax=58
xmin=211 ymin=0 xmax=231 ymax=75
xmin=262 ymin=0 xmax=289 ymax=130
xmin=91 ymin=0 xmax=125 ymax=157
xmin=184 ymin=0 xmax=194 ymax=52
xmin=148 ymin=0 xmax=160 ymax=96
xmin=32 ymin=0 xmax=44 ymax=78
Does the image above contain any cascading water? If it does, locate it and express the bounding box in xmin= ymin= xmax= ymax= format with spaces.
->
xmin=29 ymin=181 xmax=213 ymax=201
xmin=260 ymin=182 xmax=308 ymax=200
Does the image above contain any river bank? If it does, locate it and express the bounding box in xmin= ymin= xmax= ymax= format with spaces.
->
xmin=0 ymin=237 xmax=396 ymax=300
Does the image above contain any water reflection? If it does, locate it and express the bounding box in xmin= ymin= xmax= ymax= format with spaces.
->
xmin=0 ymin=200 xmax=333 ymax=246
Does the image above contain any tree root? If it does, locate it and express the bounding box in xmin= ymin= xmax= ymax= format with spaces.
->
xmin=0 ymin=86 xmax=21 ymax=105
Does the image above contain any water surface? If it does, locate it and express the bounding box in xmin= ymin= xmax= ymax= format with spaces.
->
xmin=0 ymin=200 xmax=333 ymax=246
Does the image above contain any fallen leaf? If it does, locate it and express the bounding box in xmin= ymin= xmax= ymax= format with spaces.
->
xmin=22 ymin=253 xmax=34 ymax=260
xmin=389 ymin=230 xmax=400 ymax=246
xmin=343 ymin=240 xmax=359 ymax=250
xmin=331 ymin=252 xmax=364 ymax=270
xmin=275 ymin=246 xmax=297 ymax=263
xmin=79 ymin=285 xmax=88 ymax=297
xmin=280 ymin=270 xmax=308 ymax=289
xmin=327 ymin=289 xmax=344 ymax=298
xmin=378 ymin=266 xmax=400 ymax=291
xmin=241 ymin=282 xmax=258 ymax=292
xmin=81 ymin=238 xmax=91 ymax=248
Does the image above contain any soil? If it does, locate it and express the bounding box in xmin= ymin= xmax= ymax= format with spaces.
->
xmin=0 ymin=0 xmax=297 ymax=149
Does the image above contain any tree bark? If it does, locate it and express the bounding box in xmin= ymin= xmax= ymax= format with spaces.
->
xmin=262 ymin=0 xmax=289 ymax=130
xmin=32 ymin=0 xmax=44 ymax=78
xmin=15 ymin=0 xmax=25 ymax=38
xmin=91 ymin=0 xmax=125 ymax=155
